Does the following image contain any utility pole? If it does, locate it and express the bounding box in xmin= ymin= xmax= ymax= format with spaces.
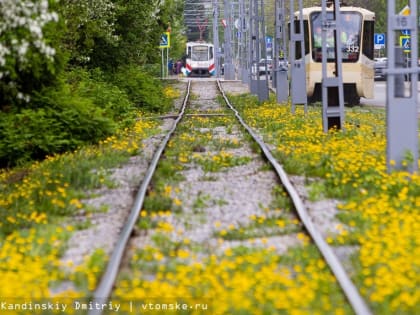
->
xmin=321 ymin=0 xmax=345 ymax=132
xmin=274 ymin=0 xmax=288 ymax=103
xmin=213 ymin=0 xmax=220 ymax=78
xmin=386 ymin=0 xmax=418 ymax=172
xmin=239 ymin=0 xmax=249 ymax=84
xmin=289 ymin=0 xmax=307 ymax=113
xmin=224 ymin=0 xmax=235 ymax=79
xmin=249 ymin=0 xmax=268 ymax=101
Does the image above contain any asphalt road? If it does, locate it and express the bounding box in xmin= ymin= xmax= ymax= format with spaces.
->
xmin=360 ymin=81 xmax=420 ymax=113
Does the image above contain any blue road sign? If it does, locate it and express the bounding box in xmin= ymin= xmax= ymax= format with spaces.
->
xmin=374 ymin=33 xmax=385 ymax=45
xmin=400 ymin=36 xmax=410 ymax=52
xmin=266 ymin=36 xmax=273 ymax=49
xmin=401 ymin=29 xmax=411 ymax=35
xmin=159 ymin=32 xmax=170 ymax=48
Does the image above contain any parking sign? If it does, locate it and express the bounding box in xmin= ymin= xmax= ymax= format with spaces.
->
xmin=374 ymin=33 xmax=385 ymax=49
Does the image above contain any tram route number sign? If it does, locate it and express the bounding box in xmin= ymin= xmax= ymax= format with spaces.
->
xmin=159 ymin=32 xmax=170 ymax=48
xmin=374 ymin=33 xmax=385 ymax=49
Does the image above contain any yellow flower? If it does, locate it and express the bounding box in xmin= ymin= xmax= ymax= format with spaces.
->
xmin=173 ymin=198 xmax=182 ymax=206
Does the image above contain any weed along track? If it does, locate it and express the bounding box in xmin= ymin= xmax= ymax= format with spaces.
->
xmin=89 ymin=79 xmax=371 ymax=315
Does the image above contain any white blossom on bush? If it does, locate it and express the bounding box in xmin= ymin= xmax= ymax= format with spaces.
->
xmin=0 ymin=0 xmax=58 ymax=77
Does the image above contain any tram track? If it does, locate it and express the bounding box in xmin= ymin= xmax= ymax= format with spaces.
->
xmin=88 ymin=81 xmax=192 ymax=315
xmin=89 ymin=79 xmax=371 ymax=315
xmin=218 ymin=80 xmax=372 ymax=315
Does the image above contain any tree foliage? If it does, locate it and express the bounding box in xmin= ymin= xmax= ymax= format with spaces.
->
xmin=59 ymin=0 xmax=118 ymax=67
xmin=0 ymin=0 xmax=185 ymax=167
xmin=1 ymin=0 xmax=185 ymax=105
xmin=59 ymin=0 xmax=185 ymax=70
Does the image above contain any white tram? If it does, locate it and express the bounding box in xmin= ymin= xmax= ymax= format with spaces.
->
xmin=292 ymin=5 xmax=375 ymax=105
xmin=185 ymin=42 xmax=215 ymax=77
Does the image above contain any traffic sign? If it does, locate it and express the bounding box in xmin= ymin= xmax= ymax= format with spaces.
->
xmin=374 ymin=33 xmax=385 ymax=49
xmin=399 ymin=5 xmax=410 ymax=15
xmin=266 ymin=36 xmax=273 ymax=49
xmin=400 ymin=35 xmax=410 ymax=52
xmin=159 ymin=32 xmax=170 ymax=48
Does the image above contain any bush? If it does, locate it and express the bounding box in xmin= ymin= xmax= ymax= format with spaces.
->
xmin=66 ymin=68 xmax=136 ymax=127
xmin=0 ymin=64 xmax=174 ymax=167
xmin=0 ymin=77 xmax=116 ymax=167
xmin=111 ymin=65 xmax=171 ymax=112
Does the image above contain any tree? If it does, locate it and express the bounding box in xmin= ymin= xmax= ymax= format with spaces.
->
xmin=58 ymin=0 xmax=118 ymax=67
xmin=59 ymin=0 xmax=179 ymax=70
xmin=159 ymin=0 xmax=186 ymax=60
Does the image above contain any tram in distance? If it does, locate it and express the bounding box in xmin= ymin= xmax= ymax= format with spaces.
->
xmin=292 ymin=5 xmax=375 ymax=105
xmin=185 ymin=42 xmax=215 ymax=77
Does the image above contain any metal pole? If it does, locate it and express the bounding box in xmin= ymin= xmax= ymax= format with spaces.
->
xmin=274 ymin=0 xmax=288 ymax=102
xmin=248 ymin=0 xmax=268 ymax=101
xmin=273 ymin=0 xmax=280 ymax=87
xmin=289 ymin=0 xmax=307 ymax=113
xmin=239 ymin=0 xmax=248 ymax=83
xmin=213 ymin=0 xmax=220 ymax=78
xmin=166 ymin=48 xmax=169 ymax=78
xmin=260 ymin=0 xmax=268 ymax=80
xmin=255 ymin=0 xmax=260 ymax=74
xmin=386 ymin=0 xmax=418 ymax=172
xmin=249 ymin=0 xmax=257 ymax=93
xmin=161 ymin=49 xmax=164 ymax=79
xmin=321 ymin=0 xmax=345 ymax=132
xmin=224 ymin=0 xmax=235 ymax=79
xmin=232 ymin=1 xmax=238 ymax=73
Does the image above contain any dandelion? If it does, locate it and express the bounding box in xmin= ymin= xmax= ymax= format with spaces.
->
xmin=276 ymin=219 xmax=285 ymax=228
xmin=163 ymin=185 xmax=172 ymax=196
xmin=177 ymin=249 xmax=190 ymax=259
xmin=173 ymin=198 xmax=182 ymax=206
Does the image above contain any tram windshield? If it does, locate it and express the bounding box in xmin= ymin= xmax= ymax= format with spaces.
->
xmin=311 ymin=12 xmax=361 ymax=62
xmin=191 ymin=46 xmax=210 ymax=61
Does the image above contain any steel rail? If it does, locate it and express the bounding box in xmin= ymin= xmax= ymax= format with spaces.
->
xmin=216 ymin=79 xmax=372 ymax=315
xmin=88 ymin=80 xmax=192 ymax=315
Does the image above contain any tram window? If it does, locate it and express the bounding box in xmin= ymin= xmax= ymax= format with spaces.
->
xmin=362 ymin=21 xmax=374 ymax=60
xmin=192 ymin=46 xmax=209 ymax=61
xmin=310 ymin=11 xmax=362 ymax=62
xmin=209 ymin=46 xmax=214 ymax=59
